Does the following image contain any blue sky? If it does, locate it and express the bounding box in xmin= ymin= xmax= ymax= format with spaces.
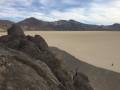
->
xmin=0 ymin=0 xmax=120 ymax=25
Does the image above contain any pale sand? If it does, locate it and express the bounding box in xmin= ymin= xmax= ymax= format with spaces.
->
xmin=1 ymin=31 xmax=120 ymax=73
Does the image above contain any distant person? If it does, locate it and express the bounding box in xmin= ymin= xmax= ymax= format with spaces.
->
xmin=112 ymin=63 xmax=114 ymax=66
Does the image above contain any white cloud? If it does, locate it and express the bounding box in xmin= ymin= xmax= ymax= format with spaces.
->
xmin=61 ymin=0 xmax=78 ymax=5
xmin=0 ymin=4 xmax=54 ymax=22
xmin=88 ymin=0 xmax=120 ymax=24
xmin=17 ymin=0 xmax=33 ymax=6
xmin=0 ymin=0 xmax=33 ymax=6
xmin=0 ymin=0 xmax=5 ymax=4
xmin=39 ymin=0 xmax=54 ymax=5
xmin=49 ymin=0 xmax=120 ymax=25
xmin=0 ymin=0 xmax=120 ymax=24
xmin=50 ymin=8 xmax=87 ymax=21
xmin=26 ymin=12 xmax=55 ymax=21
xmin=0 ymin=6 xmax=27 ymax=19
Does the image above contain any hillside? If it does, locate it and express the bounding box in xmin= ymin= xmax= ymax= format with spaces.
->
xmin=50 ymin=47 xmax=120 ymax=90
xmin=17 ymin=17 xmax=105 ymax=31
xmin=0 ymin=17 xmax=120 ymax=31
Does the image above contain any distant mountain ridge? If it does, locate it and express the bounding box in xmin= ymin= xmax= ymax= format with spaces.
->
xmin=0 ymin=20 xmax=14 ymax=31
xmin=0 ymin=17 xmax=120 ymax=31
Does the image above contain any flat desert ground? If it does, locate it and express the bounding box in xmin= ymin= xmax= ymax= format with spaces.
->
xmin=1 ymin=31 xmax=120 ymax=73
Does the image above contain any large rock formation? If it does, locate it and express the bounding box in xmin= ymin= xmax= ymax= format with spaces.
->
xmin=0 ymin=24 xmax=94 ymax=90
xmin=7 ymin=24 xmax=25 ymax=37
xmin=50 ymin=47 xmax=120 ymax=90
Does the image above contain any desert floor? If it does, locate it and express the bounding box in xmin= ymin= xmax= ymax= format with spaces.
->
xmin=1 ymin=31 xmax=120 ymax=73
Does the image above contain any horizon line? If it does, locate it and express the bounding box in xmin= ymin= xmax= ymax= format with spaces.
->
xmin=0 ymin=17 xmax=119 ymax=26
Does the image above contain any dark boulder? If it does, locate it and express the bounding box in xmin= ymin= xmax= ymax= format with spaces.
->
xmin=18 ymin=39 xmax=42 ymax=58
xmin=27 ymin=35 xmax=48 ymax=51
xmin=7 ymin=24 xmax=25 ymax=37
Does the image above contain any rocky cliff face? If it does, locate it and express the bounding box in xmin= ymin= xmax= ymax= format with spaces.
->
xmin=0 ymin=24 xmax=94 ymax=90
xmin=50 ymin=47 xmax=120 ymax=90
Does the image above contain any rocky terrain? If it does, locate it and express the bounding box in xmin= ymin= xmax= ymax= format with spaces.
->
xmin=50 ymin=47 xmax=120 ymax=90
xmin=0 ymin=24 xmax=94 ymax=90
xmin=0 ymin=17 xmax=120 ymax=31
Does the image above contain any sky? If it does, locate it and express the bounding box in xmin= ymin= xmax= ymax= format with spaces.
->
xmin=0 ymin=0 xmax=120 ymax=25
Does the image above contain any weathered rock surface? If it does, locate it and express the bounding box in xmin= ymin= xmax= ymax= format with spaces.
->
xmin=0 ymin=24 xmax=94 ymax=90
xmin=50 ymin=47 xmax=120 ymax=90
xmin=7 ymin=24 xmax=25 ymax=37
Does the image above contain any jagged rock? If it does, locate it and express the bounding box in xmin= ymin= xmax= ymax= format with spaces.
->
xmin=0 ymin=46 xmax=62 ymax=90
xmin=27 ymin=35 xmax=48 ymax=51
xmin=73 ymin=72 xmax=93 ymax=90
xmin=18 ymin=39 xmax=42 ymax=58
xmin=0 ymin=24 xmax=94 ymax=90
xmin=7 ymin=24 xmax=25 ymax=37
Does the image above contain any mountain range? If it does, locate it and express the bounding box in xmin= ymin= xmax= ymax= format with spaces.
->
xmin=0 ymin=17 xmax=120 ymax=31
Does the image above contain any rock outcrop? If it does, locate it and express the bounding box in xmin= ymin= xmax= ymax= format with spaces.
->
xmin=7 ymin=24 xmax=25 ymax=37
xmin=0 ymin=24 xmax=94 ymax=90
